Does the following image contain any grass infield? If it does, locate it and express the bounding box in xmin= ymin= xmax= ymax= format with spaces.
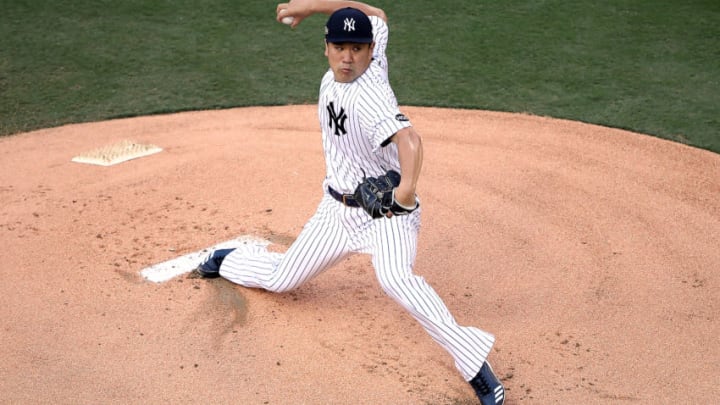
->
xmin=1 ymin=0 xmax=718 ymax=153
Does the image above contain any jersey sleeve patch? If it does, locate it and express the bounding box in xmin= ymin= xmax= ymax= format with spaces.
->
xmin=375 ymin=115 xmax=412 ymax=148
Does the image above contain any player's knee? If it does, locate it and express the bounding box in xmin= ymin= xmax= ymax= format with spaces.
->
xmin=376 ymin=273 xmax=415 ymax=300
xmin=265 ymin=285 xmax=292 ymax=294
xmin=265 ymin=281 xmax=299 ymax=294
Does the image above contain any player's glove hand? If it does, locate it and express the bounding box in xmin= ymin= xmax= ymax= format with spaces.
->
xmin=353 ymin=170 xmax=418 ymax=219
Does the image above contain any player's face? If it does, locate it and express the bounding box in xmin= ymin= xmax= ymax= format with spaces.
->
xmin=325 ymin=42 xmax=375 ymax=83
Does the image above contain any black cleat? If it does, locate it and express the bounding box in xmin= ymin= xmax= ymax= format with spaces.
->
xmin=470 ymin=362 xmax=505 ymax=405
xmin=191 ymin=248 xmax=235 ymax=279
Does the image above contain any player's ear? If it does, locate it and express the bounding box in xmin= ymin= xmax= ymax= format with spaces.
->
xmin=324 ymin=41 xmax=329 ymax=57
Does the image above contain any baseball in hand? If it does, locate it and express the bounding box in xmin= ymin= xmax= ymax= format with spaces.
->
xmin=281 ymin=16 xmax=294 ymax=25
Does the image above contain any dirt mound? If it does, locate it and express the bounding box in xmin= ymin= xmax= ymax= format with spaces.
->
xmin=1 ymin=106 xmax=717 ymax=404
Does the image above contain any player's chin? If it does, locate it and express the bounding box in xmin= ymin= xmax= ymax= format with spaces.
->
xmin=334 ymin=69 xmax=356 ymax=82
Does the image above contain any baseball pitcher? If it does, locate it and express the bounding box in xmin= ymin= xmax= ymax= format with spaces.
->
xmin=192 ymin=2 xmax=505 ymax=403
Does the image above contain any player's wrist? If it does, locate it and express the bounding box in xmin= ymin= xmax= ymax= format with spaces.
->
xmin=392 ymin=188 xmax=418 ymax=209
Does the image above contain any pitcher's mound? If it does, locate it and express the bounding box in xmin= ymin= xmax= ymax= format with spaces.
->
xmin=0 ymin=105 xmax=718 ymax=404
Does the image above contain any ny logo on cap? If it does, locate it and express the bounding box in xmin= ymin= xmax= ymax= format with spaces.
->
xmin=343 ymin=18 xmax=356 ymax=32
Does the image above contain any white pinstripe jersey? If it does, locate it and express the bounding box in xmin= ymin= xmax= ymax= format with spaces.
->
xmin=319 ymin=16 xmax=412 ymax=194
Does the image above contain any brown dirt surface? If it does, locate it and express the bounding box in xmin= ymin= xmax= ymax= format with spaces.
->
xmin=1 ymin=105 xmax=718 ymax=404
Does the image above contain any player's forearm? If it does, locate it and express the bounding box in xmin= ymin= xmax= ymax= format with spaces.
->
xmin=277 ymin=0 xmax=386 ymax=27
xmin=312 ymin=1 xmax=386 ymax=20
xmin=394 ymin=127 xmax=423 ymax=206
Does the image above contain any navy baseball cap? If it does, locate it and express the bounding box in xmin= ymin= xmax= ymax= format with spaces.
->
xmin=325 ymin=7 xmax=373 ymax=43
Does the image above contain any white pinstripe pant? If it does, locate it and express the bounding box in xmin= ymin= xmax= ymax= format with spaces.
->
xmin=219 ymin=193 xmax=495 ymax=380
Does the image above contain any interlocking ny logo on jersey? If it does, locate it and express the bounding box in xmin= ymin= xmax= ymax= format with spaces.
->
xmin=344 ymin=18 xmax=356 ymax=32
xmin=327 ymin=102 xmax=348 ymax=136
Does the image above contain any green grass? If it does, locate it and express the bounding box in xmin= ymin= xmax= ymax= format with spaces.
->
xmin=1 ymin=0 xmax=718 ymax=153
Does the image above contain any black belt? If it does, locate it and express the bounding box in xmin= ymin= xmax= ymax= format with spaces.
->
xmin=327 ymin=186 xmax=360 ymax=207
